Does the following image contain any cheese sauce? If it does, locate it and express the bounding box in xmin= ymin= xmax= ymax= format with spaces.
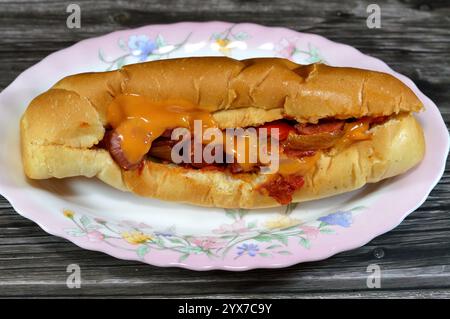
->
xmin=334 ymin=118 xmax=372 ymax=151
xmin=106 ymin=94 xmax=215 ymax=165
xmin=278 ymin=152 xmax=321 ymax=176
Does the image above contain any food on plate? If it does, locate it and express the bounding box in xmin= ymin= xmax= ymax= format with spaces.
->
xmin=20 ymin=57 xmax=425 ymax=208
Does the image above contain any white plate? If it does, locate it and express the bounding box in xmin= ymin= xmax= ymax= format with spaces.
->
xmin=0 ymin=22 xmax=448 ymax=270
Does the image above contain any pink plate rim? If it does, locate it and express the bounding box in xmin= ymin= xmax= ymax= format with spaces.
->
xmin=0 ymin=21 xmax=448 ymax=271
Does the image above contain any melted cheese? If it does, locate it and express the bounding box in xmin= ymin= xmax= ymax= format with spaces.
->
xmin=344 ymin=119 xmax=371 ymax=141
xmin=334 ymin=119 xmax=372 ymax=151
xmin=228 ymin=134 xmax=260 ymax=171
xmin=107 ymin=94 xmax=215 ymax=164
xmin=278 ymin=152 xmax=321 ymax=176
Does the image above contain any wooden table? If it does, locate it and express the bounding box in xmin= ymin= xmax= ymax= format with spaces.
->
xmin=1 ymin=0 xmax=449 ymax=298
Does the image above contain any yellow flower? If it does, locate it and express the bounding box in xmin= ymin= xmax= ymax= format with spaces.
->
xmin=121 ymin=231 xmax=152 ymax=245
xmin=264 ymin=215 xmax=300 ymax=230
xmin=63 ymin=209 xmax=75 ymax=219
xmin=216 ymin=38 xmax=231 ymax=55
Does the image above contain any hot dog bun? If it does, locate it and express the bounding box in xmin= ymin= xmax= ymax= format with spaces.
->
xmin=20 ymin=57 xmax=425 ymax=208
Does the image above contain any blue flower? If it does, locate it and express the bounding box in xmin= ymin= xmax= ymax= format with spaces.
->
xmin=154 ymin=226 xmax=175 ymax=237
xmin=318 ymin=211 xmax=353 ymax=227
xmin=154 ymin=230 xmax=174 ymax=237
xmin=237 ymin=243 xmax=259 ymax=257
xmin=128 ymin=35 xmax=157 ymax=61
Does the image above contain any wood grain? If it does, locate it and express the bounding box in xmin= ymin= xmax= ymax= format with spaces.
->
xmin=0 ymin=0 xmax=449 ymax=298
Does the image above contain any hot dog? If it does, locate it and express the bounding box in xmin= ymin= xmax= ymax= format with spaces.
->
xmin=20 ymin=57 xmax=425 ymax=208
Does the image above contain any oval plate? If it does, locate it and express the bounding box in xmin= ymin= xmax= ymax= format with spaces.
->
xmin=0 ymin=22 xmax=448 ymax=271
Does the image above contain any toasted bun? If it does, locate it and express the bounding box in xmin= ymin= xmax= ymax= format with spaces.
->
xmin=20 ymin=57 xmax=425 ymax=208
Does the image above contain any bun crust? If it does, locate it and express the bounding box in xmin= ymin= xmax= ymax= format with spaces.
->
xmin=20 ymin=57 xmax=425 ymax=208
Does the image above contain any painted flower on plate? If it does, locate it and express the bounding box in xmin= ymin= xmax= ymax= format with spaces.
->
xmin=154 ymin=228 xmax=175 ymax=237
xmin=213 ymin=219 xmax=250 ymax=235
xmin=264 ymin=215 xmax=300 ymax=230
xmin=215 ymin=38 xmax=231 ymax=55
xmin=304 ymin=45 xmax=323 ymax=64
xmin=87 ymin=230 xmax=104 ymax=242
xmin=237 ymin=243 xmax=259 ymax=257
xmin=121 ymin=231 xmax=152 ymax=245
xmin=275 ymin=38 xmax=297 ymax=58
xmin=63 ymin=209 xmax=74 ymax=219
xmin=191 ymin=236 xmax=226 ymax=250
xmin=128 ymin=35 xmax=157 ymax=61
xmin=300 ymin=225 xmax=320 ymax=238
xmin=318 ymin=211 xmax=353 ymax=227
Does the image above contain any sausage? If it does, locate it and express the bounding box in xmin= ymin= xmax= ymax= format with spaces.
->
xmin=104 ymin=130 xmax=143 ymax=170
xmin=369 ymin=116 xmax=389 ymax=126
xmin=104 ymin=117 xmax=373 ymax=173
xmin=281 ymin=120 xmax=345 ymax=152
xmin=160 ymin=128 xmax=174 ymax=138
xmin=283 ymin=130 xmax=344 ymax=151
xmin=295 ymin=120 xmax=344 ymax=135
xmin=148 ymin=137 xmax=178 ymax=162
xmin=228 ymin=162 xmax=260 ymax=174
xmin=283 ymin=149 xmax=316 ymax=158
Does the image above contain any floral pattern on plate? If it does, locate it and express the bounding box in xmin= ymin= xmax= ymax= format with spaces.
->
xmin=99 ymin=33 xmax=191 ymax=70
xmin=98 ymin=29 xmax=323 ymax=70
xmin=274 ymin=38 xmax=326 ymax=63
xmin=63 ymin=205 xmax=365 ymax=262
xmin=209 ymin=25 xmax=249 ymax=55
xmin=98 ymin=25 xmax=253 ymax=70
